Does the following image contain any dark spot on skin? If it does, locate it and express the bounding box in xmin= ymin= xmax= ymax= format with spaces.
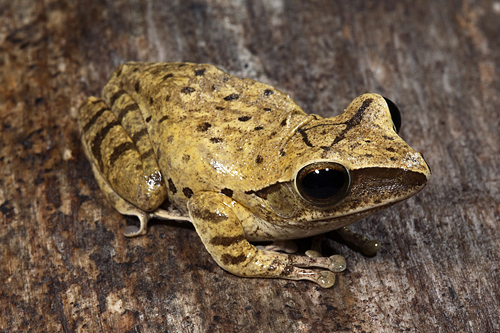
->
xmin=149 ymin=97 xmax=154 ymax=105
xmin=166 ymin=95 xmax=171 ymax=102
xmin=145 ymin=116 xmax=152 ymax=123
xmin=182 ymin=187 xmax=193 ymax=198
xmin=198 ymin=122 xmax=212 ymax=132
xmin=133 ymin=68 xmax=139 ymax=72
xmin=281 ymin=265 xmax=294 ymax=276
xmin=134 ymin=81 xmax=140 ymax=93
xmin=82 ymin=106 xmax=110 ymax=133
xmin=109 ymin=90 xmax=125 ymax=106
xmin=210 ymin=137 xmax=223 ymax=143
xmin=224 ymin=93 xmax=239 ymax=101
xmin=168 ymin=178 xmax=177 ymax=194
xmin=365 ymin=154 xmax=374 ymax=158
xmin=109 ymin=142 xmax=135 ymax=168
xmin=220 ymin=253 xmax=247 ymax=266
xmin=279 ymin=149 xmax=286 ymax=156
xmin=280 ymin=119 xmax=287 ymax=126
xmin=390 ymin=157 xmax=396 ymax=161
xmin=254 ymin=126 xmax=263 ymax=130
xmin=167 ymin=136 xmax=174 ymax=143
xmin=269 ymin=131 xmax=277 ymax=137
xmin=182 ymin=154 xmax=190 ymax=162
xmin=117 ymin=103 xmax=139 ymax=123
xmin=386 ymin=147 xmax=396 ymax=152
xmin=264 ymin=108 xmax=271 ymax=112
xmin=256 ymin=155 xmax=263 ymax=164
xmin=181 ymin=87 xmax=195 ymax=94
xmin=210 ymin=235 xmax=245 ymax=247
xmin=264 ymin=89 xmax=274 ymax=96
xmin=163 ymin=73 xmax=173 ymax=80
xmin=365 ymin=140 xmax=372 ymax=143
xmin=383 ymin=135 xmax=394 ymax=141
xmin=195 ymin=68 xmax=206 ymax=76
xmin=238 ymin=116 xmax=251 ymax=122
xmin=158 ymin=115 xmax=169 ymax=124
xmin=191 ymin=206 xmax=228 ymax=223
xmin=221 ymin=188 xmax=233 ymax=197
xmin=297 ymin=129 xmax=314 ymax=148
xmin=215 ymin=106 xmax=225 ymax=110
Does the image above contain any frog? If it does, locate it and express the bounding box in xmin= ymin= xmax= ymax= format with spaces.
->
xmin=78 ymin=62 xmax=430 ymax=288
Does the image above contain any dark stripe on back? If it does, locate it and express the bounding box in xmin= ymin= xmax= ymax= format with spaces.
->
xmin=82 ymin=106 xmax=110 ymax=133
xmin=109 ymin=141 xmax=135 ymax=168
xmin=141 ymin=149 xmax=154 ymax=160
xmin=117 ymin=103 xmax=139 ymax=123
xmin=131 ymin=128 xmax=148 ymax=142
xmin=91 ymin=120 xmax=119 ymax=171
xmin=109 ymin=89 xmax=126 ymax=106
xmin=331 ymin=98 xmax=372 ymax=145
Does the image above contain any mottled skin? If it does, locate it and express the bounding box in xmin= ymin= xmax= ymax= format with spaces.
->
xmin=79 ymin=62 xmax=430 ymax=288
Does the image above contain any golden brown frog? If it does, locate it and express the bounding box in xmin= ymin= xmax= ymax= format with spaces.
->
xmin=79 ymin=62 xmax=430 ymax=288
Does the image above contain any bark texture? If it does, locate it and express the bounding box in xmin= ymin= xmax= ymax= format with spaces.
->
xmin=1 ymin=0 xmax=499 ymax=332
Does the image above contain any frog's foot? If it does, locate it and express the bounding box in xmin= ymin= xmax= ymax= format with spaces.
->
xmin=257 ymin=240 xmax=298 ymax=254
xmin=188 ymin=192 xmax=347 ymax=288
xmin=87 ymin=157 xmax=149 ymax=237
xmin=333 ymin=226 xmax=381 ymax=257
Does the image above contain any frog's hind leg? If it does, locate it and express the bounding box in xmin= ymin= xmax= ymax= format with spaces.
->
xmin=79 ymin=95 xmax=168 ymax=237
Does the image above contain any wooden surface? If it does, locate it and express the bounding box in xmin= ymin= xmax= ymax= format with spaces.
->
xmin=1 ymin=0 xmax=499 ymax=332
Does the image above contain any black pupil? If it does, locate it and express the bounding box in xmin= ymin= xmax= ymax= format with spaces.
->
xmin=301 ymin=168 xmax=345 ymax=200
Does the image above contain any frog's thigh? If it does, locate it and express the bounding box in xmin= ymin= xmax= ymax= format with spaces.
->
xmin=102 ymin=84 xmax=159 ymax=179
xmin=79 ymin=97 xmax=167 ymax=235
xmin=187 ymin=192 xmax=346 ymax=288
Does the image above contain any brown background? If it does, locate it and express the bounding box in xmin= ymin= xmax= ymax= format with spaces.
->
xmin=1 ymin=0 xmax=499 ymax=332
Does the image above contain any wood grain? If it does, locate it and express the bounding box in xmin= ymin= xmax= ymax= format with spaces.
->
xmin=1 ymin=0 xmax=499 ymax=332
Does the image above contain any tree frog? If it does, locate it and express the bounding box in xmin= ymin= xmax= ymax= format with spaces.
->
xmin=79 ymin=62 xmax=430 ymax=288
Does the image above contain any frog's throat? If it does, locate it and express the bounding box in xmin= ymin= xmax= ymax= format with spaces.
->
xmin=278 ymin=114 xmax=317 ymax=151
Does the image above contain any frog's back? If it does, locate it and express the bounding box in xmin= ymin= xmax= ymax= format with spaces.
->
xmin=104 ymin=62 xmax=310 ymax=209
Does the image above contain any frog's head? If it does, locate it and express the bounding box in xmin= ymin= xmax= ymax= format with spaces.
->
xmin=261 ymin=93 xmax=431 ymax=232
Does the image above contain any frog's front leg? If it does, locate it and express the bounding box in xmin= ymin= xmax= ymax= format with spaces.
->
xmin=332 ymin=227 xmax=381 ymax=257
xmin=188 ymin=192 xmax=346 ymax=288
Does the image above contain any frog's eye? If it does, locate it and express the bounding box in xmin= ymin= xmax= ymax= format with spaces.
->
xmin=383 ymin=97 xmax=402 ymax=134
xmin=295 ymin=162 xmax=350 ymax=207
